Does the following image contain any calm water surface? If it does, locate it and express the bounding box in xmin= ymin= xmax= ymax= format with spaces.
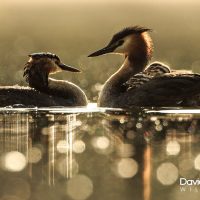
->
xmin=0 ymin=104 xmax=200 ymax=200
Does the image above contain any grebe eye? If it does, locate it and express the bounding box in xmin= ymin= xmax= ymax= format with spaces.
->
xmin=118 ymin=40 xmax=124 ymax=46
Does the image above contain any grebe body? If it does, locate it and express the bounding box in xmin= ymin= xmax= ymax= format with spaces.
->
xmin=0 ymin=52 xmax=87 ymax=107
xmin=88 ymin=26 xmax=200 ymax=107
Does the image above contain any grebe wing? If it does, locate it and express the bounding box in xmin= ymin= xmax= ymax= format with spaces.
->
xmin=124 ymin=62 xmax=171 ymax=91
xmin=126 ymin=73 xmax=200 ymax=106
xmin=124 ymin=73 xmax=151 ymax=91
xmin=125 ymin=62 xmax=192 ymax=91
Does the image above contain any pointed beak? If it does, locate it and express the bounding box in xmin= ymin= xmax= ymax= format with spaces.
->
xmin=58 ymin=63 xmax=81 ymax=72
xmin=88 ymin=45 xmax=115 ymax=57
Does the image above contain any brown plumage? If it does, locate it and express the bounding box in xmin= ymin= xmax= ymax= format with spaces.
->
xmin=88 ymin=26 xmax=200 ymax=107
xmin=0 ymin=52 xmax=87 ymax=107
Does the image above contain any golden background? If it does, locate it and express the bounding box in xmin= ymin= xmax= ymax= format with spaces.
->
xmin=1 ymin=0 xmax=200 ymax=100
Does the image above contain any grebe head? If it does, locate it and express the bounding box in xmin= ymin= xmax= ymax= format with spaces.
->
xmin=24 ymin=52 xmax=80 ymax=87
xmin=28 ymin=52 xmax=80 ymax=74
xmin=88 ymin=26 xmax=153 ymax=58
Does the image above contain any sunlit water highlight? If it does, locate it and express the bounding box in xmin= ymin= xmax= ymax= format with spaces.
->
xmin=0 ymin=104 xmax=200 ymax=200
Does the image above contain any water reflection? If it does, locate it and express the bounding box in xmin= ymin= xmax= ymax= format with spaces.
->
xmin=0 ymin=109 xmax=200 ymax=199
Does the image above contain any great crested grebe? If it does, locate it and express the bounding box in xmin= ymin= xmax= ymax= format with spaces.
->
xmin=88 ymin=26 xmax=200 ymax=107
xmin=0 ymin=53 xmax=87 ymax=107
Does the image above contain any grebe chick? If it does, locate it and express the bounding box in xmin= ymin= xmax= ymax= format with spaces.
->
xmin=88 ymin=26 xmax=200 ymax=107
xmin=0 ymin=53 xmax=87 ymax=107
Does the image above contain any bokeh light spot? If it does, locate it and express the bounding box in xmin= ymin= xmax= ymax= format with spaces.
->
xmin=1 ymin=151 xmax=27 ymax=172
xmin=157 ymin=162 xmax=178 ymax=185
xmin=28 ymin=147 xmax=42 ymax=163
xmin=166 ymin=141 xmax=181 ymax=155
xmin=57 ymin=140 xmax=69 ymax=153
xmin=115 ymin=158 xmax=138 ymax=178
xmin=66 ymin=174 xmax=93 ymax=200
xmin=136 ymin=123 xmax=142 ymax=129
xmin=92 ymin=136 xmax=110 ymax=150
xmin=73 ymin=140 xmax=86 ymax=154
